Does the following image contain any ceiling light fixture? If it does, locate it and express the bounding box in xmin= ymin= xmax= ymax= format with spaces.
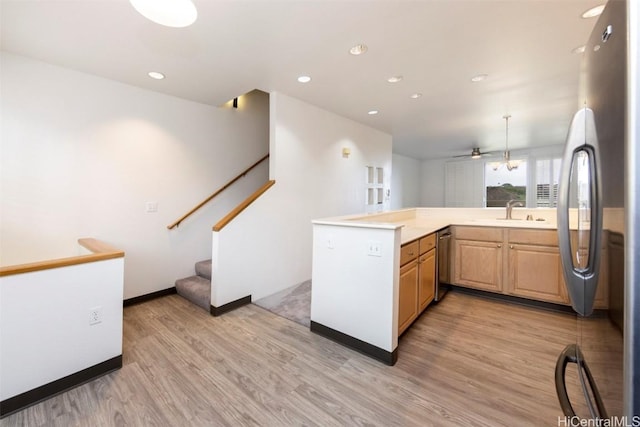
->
xmin=471 ymin=74 xmax=488 ymax=83
xmin=581 ymin=5 xmax=605 ymax=19
xmin=387 ymin=75 xmax=403 ymax=83
xmin=410 ymin=93 xmax=422 ymax=99
xmin=130 ymin=0 xmax=197 ymax=28
xmin=297 ymin=75 xmax=312 ymax=83
xmin=471 ymin=148 xmax=482 ymax=159
xmin=489 ymin=115 xmax=522 ymax=171
xmin=368 ymin=110 xmax=379 ymax=115
xmin=148 ymin=71 xmax=165 ymax=80
xmin=349 ymin=44 xmax=368 ymax=56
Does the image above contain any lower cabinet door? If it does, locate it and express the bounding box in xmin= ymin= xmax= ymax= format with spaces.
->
xmin=418 ymin=248 xmax=436 ymax=312
xmin=453 ymin=239 xmax=503 ymax=292
xmin=507 ymin=244 xmax=569 ymax=304
xmin=398 ymin=260 xmax=419 ymax=335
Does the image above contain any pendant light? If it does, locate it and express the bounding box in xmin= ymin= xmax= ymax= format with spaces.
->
xmin=489 ymin=114 xmax=522 ymax=171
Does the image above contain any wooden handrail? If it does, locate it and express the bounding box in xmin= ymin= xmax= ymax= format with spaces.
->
xmin=167 ymin=154 xmax=270 ymax=230
xmin=0 ymin=238 xmax=124 ymax=277
xmin=213 ymin=180 xmax=275 ymax=232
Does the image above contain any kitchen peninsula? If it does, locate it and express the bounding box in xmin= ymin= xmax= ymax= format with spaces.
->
xmin=310 ymin=207 xmax=562 ymax=365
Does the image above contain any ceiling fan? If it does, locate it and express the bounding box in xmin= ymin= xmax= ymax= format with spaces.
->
xmin=453 ymin=147 xmax=494 ymax=159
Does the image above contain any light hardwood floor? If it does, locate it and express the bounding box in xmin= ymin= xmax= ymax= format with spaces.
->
xmin=2 ymin=291 xmax=584 ymax=426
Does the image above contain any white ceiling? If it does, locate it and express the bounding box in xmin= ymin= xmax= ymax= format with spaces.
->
xmin=0 ymin=0 xmax=602 ymax=160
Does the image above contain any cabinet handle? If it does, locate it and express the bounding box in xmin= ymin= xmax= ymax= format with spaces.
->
xmin=409 ymin=252 xmax=414 ymax=256
xmin=497 ymin=244 xmax=502 ymax=248
xmin=510 ymin=245 xmax=514 ymax=249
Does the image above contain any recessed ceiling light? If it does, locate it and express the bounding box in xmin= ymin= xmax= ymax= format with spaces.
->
xmin=349 ymin=44 xmax=368 ymax=56
xmin=387 ymin=76 xmax=403 ymax=83
xmin=581 ymin=4 xmax=605 ymax=19
xmin=130 ymin=0 xmax=197 ymax=28
xmin=368 ymin=110 xmax=379 ymax=115
xmin=410 ymin=93 xmax=422 ymax=99
xmin=297 ymin=75 xmax=312 ymax=83
xmin=471 ymin=74 xmax=488 ymax=82
xmin=148 ymin=71 xmax=165 ymax=80
xmin=572 ymin=45 xmax=586 ymax=54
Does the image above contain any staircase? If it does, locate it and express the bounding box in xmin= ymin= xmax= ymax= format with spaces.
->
xmin=175 ymin=259 xmax=211 ymax=311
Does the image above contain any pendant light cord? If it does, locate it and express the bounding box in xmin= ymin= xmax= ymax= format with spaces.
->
xmin=504 ymin=114 xmax=511 ymax=152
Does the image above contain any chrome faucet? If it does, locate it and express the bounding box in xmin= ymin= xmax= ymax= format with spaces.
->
xmin=505 ymin=199 xmax=524 ymax=219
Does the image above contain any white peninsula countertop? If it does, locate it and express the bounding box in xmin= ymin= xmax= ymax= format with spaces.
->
xmin=312 ymin=207 xmax=558 ymax=245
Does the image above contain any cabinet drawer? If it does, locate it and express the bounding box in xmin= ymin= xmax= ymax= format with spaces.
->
xmin=419 ymin=233 xmax=436 ymax=255
xmin=454 ymin=226 xmax=503 ymax=242
xmin=400 ymin=241 xmax=419 ymax=266
xmin=508 ymin=229 xmax=558 ymax=246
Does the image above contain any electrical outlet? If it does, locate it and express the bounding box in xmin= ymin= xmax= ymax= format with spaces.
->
xmin=367 ymin=240 xmax=382 ymax=257
xmin=89 ymin=306 xmax=102 ymax=325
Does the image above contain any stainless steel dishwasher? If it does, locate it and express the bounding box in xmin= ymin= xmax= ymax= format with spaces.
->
xmin=435 ymin=228 xmax=451 ymax=302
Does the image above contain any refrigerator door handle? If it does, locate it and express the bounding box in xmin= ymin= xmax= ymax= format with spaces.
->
xmin=555 ymin=344 xmax=609 ymax=419
xmin=555 ymin=344 xmax=578 ymax=417
xmin=557 ymin=108 xmax=603 ymax=316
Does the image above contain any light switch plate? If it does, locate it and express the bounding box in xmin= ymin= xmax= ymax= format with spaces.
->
xmin=145 ymin=202 xmax=158 ymax=213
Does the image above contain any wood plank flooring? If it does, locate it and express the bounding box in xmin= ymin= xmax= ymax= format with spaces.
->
xmin=1 ymin=291 xmax=585 ymax=426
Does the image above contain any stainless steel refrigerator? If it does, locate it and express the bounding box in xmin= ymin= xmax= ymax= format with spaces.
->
xmin=555 ymin=0 xmax=639 ymax=420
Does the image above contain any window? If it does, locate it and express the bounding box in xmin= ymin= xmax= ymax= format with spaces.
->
xmin=485 ymin=161 xmax=528 ymax=207
xmin=447 ymin=151 xmax=562 ymax=208
xmin=366 ymin=166 xmax=385 ymax=209
xmin=535 ymin=158 xmax=561 ymax=207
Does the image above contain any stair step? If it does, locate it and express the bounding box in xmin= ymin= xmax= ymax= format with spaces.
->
xmin=195 ymin=259 xmax=212 ymax=280
xmin=175 ymin=275 xmax=210 ymax=311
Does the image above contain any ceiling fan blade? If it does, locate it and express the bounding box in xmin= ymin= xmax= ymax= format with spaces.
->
xmin=452 ymin=147 xmax=494 ymax=158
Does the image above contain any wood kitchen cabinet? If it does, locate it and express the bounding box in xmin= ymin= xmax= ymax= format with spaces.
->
xmin=398 ymin=241 xmax=419 ymax=335
xmin=398 ymin=258 xmax=419 ymax=335
xmin=398 ymin=234 xmax=436 ymax=335
xmin=451 ymin=226 xmax=610 ymax=309
xmin=506 ymin=229 xmax=569 ymax=304
xmin=418 ymin=234 xmax=436 ymax=312
xmin=453 ymin=227 xmax=503 ymax=292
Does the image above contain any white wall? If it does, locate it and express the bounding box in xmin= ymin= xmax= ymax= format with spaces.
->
xmin=0 ymin=256 xmax=124 ymax=400
xmin=420 ymin=158 xmax=446 ymax=206
xmin=0 ymin=53 xmax=269 ymax=299
xmin=390 ymin=153 xmax=421 ymax=209
xmin=211 ymin=92 xmax=393 ymax=305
